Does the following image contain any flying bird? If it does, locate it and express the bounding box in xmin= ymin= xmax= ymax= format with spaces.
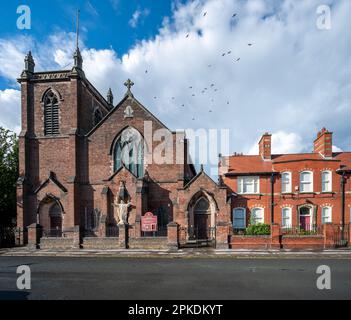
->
xmin=236 ymin=58 xmax=241 ymax=61
xmin=186 ymin=34 xmax=189 ymax=38
xmin=227 ymin=51 xmax=232 ymax=54
xmin=222 ymin=53 xmax=226 ymax=57
xmin=248 ymin=43 xmax=253 ymax=46
xmin=208 ymin=64 xmax=212 ymax=67
xmin=203 ymin=12 xmax=207 ymax=17
xmin=145 ymin=70 xmax=148 ymax=74
xmin=232 ymin=13 xmax=237 ymax=18
xmin=210 ymin=84 xmax=215 ymax=87
xmin=209 ymin=110 xmax=212 ymax=113
xmin=189 ymin=86 xmax=193 ymax=89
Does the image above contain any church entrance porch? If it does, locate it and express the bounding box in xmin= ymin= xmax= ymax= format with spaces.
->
xmin=38 ymin=197 xmax=64 ymax=238
xmin=185 ymin=193 xmax=217 ymax=248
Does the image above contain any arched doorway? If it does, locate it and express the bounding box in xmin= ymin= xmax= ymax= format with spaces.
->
xmin=38 ymin=197 xmax=63 ymax=237
xmin=187 ymin=191 xmax=217 ymax=242
xmin=49 ymin=202 xmax=63 ymax=236
xmin=194 ymin=197 xmax=211 ymax=240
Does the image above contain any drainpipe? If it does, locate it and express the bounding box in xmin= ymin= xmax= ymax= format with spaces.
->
xmin=336 ymin=168 xmax=350 ymax=242
xmin=341 ymin=173 xmax=346 ymax=231
xmin=270 ymin=173 xmax=277 ymax=224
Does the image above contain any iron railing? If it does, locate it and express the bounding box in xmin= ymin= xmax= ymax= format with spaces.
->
xmin=141 ymin=226 xmax=167 ymax=237
xmin=232 ymin=228 xmax=247 ymax=235
xmin=187 ymin=226 xmax=216 ymax=241
xmin=42 ymin=228 xmax=63 ymax=238
xmin=333 ymin=224 xmax=349 ymax=248
xmin=106 ymin=225 xmax=119 ymax=237
xmin=280 ymin=224 xmax=323 ymax=236
xmin=0 ymin=227 xmax=26 ymax=247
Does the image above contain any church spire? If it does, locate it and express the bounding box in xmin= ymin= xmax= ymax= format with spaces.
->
xmin=20 ymin=51 xmax=35 ymax=79
xmin=107 ymin=88 xmax=114 ymax=106
xmin=72 ymin=9 xmax=83 ymax=73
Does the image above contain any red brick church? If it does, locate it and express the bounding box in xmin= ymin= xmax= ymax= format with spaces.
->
xmin=16 ymin=47 xmax=351 ymax=250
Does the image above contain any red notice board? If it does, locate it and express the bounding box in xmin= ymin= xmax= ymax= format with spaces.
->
xmin=141 ymin=212 xmax=158 ymax=232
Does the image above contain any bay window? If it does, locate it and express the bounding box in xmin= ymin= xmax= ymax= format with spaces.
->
xmin=237 ymin=176 xmax=259 ymax=194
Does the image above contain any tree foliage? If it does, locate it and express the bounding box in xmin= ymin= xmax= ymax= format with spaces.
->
xmin=0 ymin=127 xmax=18 ymax=226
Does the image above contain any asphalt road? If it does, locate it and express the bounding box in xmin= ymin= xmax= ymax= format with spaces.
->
xmin=0 ymin=256 xmax=350 ymax=300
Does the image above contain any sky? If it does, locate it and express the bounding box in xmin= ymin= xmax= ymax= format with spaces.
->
xmin=0 ymin=0 xmax=350 ymax=173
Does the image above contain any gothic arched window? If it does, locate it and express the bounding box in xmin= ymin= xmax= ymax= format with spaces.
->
xmin=93 ymin=108 xmax=103 ymax=126
xmin=43 ymin=90 xmax=60 ymax=136
xmin=113 ymin=127 xmax=144 ymax=178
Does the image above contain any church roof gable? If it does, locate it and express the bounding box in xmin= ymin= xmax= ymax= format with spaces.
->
xmin=87 ymin=92 xmax=172 ymax=138
xmin=183 ymin=167 xmax=219 ymax=190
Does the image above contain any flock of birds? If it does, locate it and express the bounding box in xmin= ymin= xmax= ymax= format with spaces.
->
xmin=142 ymin=11 xmax=254 ymax=121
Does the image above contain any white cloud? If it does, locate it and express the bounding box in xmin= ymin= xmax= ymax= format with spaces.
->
xmin=249 ymin=131 xmax=306 ymax=155
xmin=0 ymin=0 xmax=351 ymax=159
xmin=129 ymin=8 xmax=150 ymax=28
xmin=0 ymin=89 xmax=21 ymax=133
xmin=332 ymin=145 xmax=343 ymax=152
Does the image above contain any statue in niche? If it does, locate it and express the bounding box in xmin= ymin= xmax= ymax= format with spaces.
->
xmin=113 ymin=181 xmax=131 ymax=225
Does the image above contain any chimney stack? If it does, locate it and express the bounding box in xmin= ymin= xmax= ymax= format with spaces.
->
xmin=314 ymin=127 xmax=333 ymax=158
xmin=259 ymin=132 xmax=272 ymax=160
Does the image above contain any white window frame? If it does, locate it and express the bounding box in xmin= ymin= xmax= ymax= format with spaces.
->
xmin=322 ymin=206 xmax=332 ymax=224
xmin=250 ymin=207 xmax=264 ymax=225
xmin=300 ymin=171 xmax=313 ymax=193
xmin=281 ymin=207 xmax=292 ymax=228
xmin=233 ymin=208 xmax=246 ymax=229
xmin=321 ymin=171 xmax=332 ymax=192
xmin=237 ymin=176 xmax=260 ymax=194
xmin=281 ymin=172 xmax=292 ymax=193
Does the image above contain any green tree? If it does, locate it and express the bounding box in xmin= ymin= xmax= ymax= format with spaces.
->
xmin=0 ymin=127 xmax=19 ymax=226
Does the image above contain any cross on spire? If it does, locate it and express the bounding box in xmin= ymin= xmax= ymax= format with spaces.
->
xmin=124 ymin=79 xmax=134 ymax=97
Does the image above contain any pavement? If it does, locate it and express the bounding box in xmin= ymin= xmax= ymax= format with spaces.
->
xmin=1 ymin=247 xmax=351 ymax=258
xmin=0 ymin=256 xmax=350 ymax=300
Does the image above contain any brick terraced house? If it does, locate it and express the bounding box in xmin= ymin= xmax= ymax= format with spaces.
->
xmin=16 ymin=48 xmax=351 ymax=250
xmin=219 ymin=130 xmax=351 ymax=249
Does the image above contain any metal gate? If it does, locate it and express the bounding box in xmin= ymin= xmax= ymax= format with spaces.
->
xmin=182 ymin=226 xmax=216 ymax=248
xmin=333 ymin=224 xmax=349 ymax=248
xmin=0 ymin=227 xmax=18 ymax=248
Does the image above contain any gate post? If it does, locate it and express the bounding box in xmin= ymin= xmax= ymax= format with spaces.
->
xmin=167 ymin=222 xmax=179 ymax=250
xmin=118 ymin=223 xmax=128 ymax=249
xmin=27 ymin=223 xmax=42 ymax=249
xmin=348 ymin=224 xmax=351 ymax=247
xmin=323 ymin=223 xmax=334 ymax=249
xmin=270 ymin=224 xmax=281 ymax=249
xmin=215 ymin=222 xmax=230 ymax=249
